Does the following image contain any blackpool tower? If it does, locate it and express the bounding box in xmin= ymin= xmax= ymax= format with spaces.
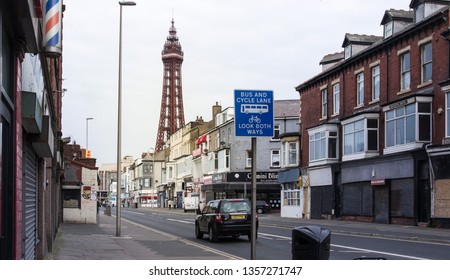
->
xmin=155 ymin=19 xmax=185 ymax=152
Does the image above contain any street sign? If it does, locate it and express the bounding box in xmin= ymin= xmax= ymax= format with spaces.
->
xmin=234 ymin=89 xmax=274 ymax=137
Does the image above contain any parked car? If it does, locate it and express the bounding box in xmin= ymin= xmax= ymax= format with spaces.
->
xmin=195 ymin=199 xmax=258 ymax=242
xmin=256 ymin=200 xmax=271 ymax=214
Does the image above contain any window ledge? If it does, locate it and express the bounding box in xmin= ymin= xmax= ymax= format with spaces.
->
xmin=308 ymin=158 xmax=339 ymax=167
xmin=397 ymin=88 xmax=411 ymax=95
xmin=383 ymin=142 xmax=427 ymax=155
xmin=417 ymin=80 xmax=433 ymax=89
xmin=369 ymin=99 xmax=380 ymax=105
xmin=342 ymin=151 xmax=379 ymax=162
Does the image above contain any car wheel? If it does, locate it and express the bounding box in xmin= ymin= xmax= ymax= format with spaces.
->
xmin=208 ymin=226 xmax=218 ymax=243
xmin=257 ymin=208 xmax=263 ymax=214
xmin=195 ymin=223 xmax=203 ymax=239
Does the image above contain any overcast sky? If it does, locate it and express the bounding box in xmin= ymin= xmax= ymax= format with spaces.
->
xmin=61 ymin=0 xmax=411 ymax=166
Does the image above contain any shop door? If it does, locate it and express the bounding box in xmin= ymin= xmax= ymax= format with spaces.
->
xmin=23 ymin=145 xmax=38 ymax=260
xmin=374 ymin=186 xmax=389 ymax=224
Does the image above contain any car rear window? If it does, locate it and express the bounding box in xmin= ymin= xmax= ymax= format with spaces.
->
xmin=221 ymin=201 xmax=250 ymax=213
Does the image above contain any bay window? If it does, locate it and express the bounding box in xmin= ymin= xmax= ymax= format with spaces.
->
xmin=384 ymin=97 xmax=432 ymax=154
xmin=342 ymin=114 xmax=379 ymax=161
xmin=308 ymin=124 xmax=339 ymax=166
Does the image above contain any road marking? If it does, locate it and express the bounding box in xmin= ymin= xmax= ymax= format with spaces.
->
xmin=331 ymin=244 xmax=429 ymax=260
xmin=167 ymin=218 xmax=194 ymax=224
xmin=121 ymin=210 xmax=145 ymax=215
xmin=258 ymin=231 xmax=430 ymax=260
xmin=259 ymin=232 xmax=291 ymax=240
xmin=120 ymin=217 xmax=244 ymax=260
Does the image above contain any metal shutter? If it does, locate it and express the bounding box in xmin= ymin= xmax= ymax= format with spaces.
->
xmin=23 ymin=146 xmax=38 ymax=260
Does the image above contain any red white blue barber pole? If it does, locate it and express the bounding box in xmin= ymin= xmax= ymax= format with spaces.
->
xmin=43 ymin=0 xmax=62 ymax=57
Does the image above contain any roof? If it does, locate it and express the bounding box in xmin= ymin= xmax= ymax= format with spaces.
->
xmin=320 ymin=52 xmax=344 ymax=65
xmin=380 ymin=9 xmax=414 ymax=25
xmin=296 ymin=5 xmax=449 ymax=92
xmin=274 ymin=99 xmax=300 ymax=118
xmin=341 ymin=33 xmax=383 ymax=48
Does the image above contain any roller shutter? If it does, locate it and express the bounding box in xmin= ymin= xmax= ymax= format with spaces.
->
xmin=23 ymin=146 xmax=38 ymax=260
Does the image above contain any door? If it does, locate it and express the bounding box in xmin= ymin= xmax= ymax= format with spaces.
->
xmin=374 ymin=185 xmax=389 ymax=224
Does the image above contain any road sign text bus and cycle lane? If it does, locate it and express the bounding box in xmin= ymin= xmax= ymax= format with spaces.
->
xmin=234 ymin=90 xmax=274 ymax=137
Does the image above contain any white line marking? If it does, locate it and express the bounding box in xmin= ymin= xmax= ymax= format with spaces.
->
xmin=167 ymin=218 xmax=194 ymax=224
xmin=331 ymin=244 xmax=429 ymax=260
xmin=258 ymin=231 xmax=430 ymax=260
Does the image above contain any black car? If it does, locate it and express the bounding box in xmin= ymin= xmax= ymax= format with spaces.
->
xmin=195 ymin=199 xmax=258 ymax=242
xmin=256 ymin=200 xmax=271 ymax=214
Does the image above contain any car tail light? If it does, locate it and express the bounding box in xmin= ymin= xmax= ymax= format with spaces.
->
xmin=215 ymin=213 xmax=223 ymax=223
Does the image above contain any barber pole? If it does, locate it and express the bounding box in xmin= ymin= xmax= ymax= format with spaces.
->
xmin=43 ymin=0 xmax=62 ymax=57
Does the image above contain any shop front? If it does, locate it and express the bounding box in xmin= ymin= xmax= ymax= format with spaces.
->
xmin=201 ymin=171 xmax=281 ymax=209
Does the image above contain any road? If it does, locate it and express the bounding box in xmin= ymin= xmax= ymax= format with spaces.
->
xmin=118 ymin=207 xmax=450 ymax=260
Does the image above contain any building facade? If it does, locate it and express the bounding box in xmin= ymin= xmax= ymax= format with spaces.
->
xmin=1 ymin=1 xmax=64 ymax=259
xmin=296 ymin=0 xmax=450 ymax=227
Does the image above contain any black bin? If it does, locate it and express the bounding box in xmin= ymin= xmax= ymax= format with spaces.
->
xmin=292 ymin=225 xmax=331 ymax=260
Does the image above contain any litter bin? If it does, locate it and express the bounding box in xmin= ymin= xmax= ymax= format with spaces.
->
xmin=292 ymin=225 xmax=331 ymax=260
xmin=104 ymin=205 xmax=111 ymax=216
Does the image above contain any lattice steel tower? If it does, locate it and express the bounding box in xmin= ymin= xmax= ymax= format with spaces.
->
xmin=155 ymin=19 xmax=185 ymax=152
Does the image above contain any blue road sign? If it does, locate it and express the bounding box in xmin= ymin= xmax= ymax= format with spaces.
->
xmin=234 ymin=89 xmax=274 ymax=137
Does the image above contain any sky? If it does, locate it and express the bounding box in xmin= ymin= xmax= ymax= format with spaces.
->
xmin=61 ymin=0 xmax=411 ymax=166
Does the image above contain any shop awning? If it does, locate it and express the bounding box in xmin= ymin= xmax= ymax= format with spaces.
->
xmin=277 ymin=168 xmax=301 ymax=183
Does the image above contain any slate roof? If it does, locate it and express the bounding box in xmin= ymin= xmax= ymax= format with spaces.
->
xmin=274 ymin=99 xmax=300 ymax=118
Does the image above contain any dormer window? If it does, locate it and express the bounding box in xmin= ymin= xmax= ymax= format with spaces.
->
xmin=344 ymin=45 xmax=352 ymax=59
xmin=384 ymin=21 xmax=393 ymax=38
xmin=415 ymin=3 xmax=425 ymax=22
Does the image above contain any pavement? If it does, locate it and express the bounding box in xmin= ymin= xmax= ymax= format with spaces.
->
xmin=49 ymin=207 xmax=450 ymax=260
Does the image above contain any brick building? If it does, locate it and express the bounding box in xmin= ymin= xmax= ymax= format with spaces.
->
xmin=0 ymin=1 xmax=64 ymax=259
xmin=296 ymin=0 xmax=450 ymax=227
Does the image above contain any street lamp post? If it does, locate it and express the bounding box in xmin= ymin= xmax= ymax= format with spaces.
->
xmin=86 ymin=117 xmax=93 ymax=150
xmin=149 ymin=148 xmax=155 ymax=209
xmin=116 ymin=0 xmax=136 ymax=237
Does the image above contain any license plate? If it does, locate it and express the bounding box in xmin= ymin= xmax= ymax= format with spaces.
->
xmin=231 ymin=215 xmax=246 ymax=220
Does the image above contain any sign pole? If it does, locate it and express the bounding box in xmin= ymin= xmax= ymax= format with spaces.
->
xmin=251 ymin=137 xmax=257 ymax=260
xmin=234 ymin=89 xmax=273 ymax=261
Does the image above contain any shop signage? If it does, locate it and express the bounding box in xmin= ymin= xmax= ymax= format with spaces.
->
xmin=227 ymin=172 xmax=278 ymax=182
xmin=371 ymin=179 xmax=386 ymax=186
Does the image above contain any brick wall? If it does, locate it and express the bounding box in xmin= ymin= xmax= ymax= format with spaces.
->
xmin=14 ymin=55 xmax=23 ymax=260
xmin=298 ymin=10 xmax=450 ymax=168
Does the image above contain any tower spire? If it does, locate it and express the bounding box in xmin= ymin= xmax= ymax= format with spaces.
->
xmin=155 ymin=19 xmax=185 ymax=152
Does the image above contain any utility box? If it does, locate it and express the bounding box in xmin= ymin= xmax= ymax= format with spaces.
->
xmin=292 ymin=225 xmax=331 ymax=260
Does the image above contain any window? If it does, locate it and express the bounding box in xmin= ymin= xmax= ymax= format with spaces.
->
xmin=246 ymin=150 xmax=252 ymax=168
xmin=273 ymin=124 xmax=280 ymax=140
xmin=372 ymin=66 xmax=380 ymax=101
xmin=421 ymin=42 xmax=432 ymax=83
xmin=283 ymin=189 xmax=301 ymax=206
xmin=342 ymin=115 xmax=379 ymax=161
xmin=63 ymin=189 xmax=81 ymax=208
xmin=271 ymin=149 xmax=280 ymax=167
xmin=384 ymin=22 xmax=393 ymax=38
xmin=401 ymin=52 xmax=411 ymax=91
xmin=384 ymin=98 xmax=432 ymax=154
xmin=357 ymin=72 xmax=364 ymax=106
xmin=288 ymin=143 xmax=298 ymax=165
xmin=333 ymin=83 xmax=340 ymax=115
xmin=308 ymin=125 xmax=339 ymax=165
xmin=321 ymin=88 xmax=328 ymax=118
xmin=415 ymin=4 xmax=425 ymax=22
xmin=345 ymin=45 xmax=352 ymax=59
